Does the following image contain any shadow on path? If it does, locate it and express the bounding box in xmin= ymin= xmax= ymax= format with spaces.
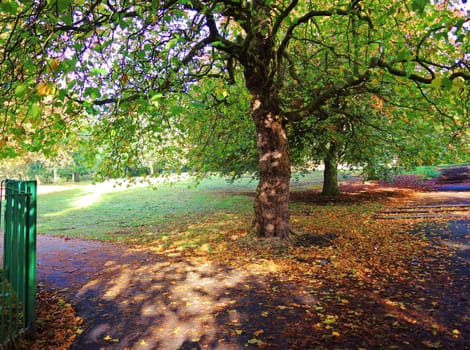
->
xmin=24 ymin=236 xmax=318 ymax=349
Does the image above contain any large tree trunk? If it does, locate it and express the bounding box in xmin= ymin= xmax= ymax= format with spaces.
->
xmin=250 ymin=93 xmax=291 ymax=239
xmin=242 ymin=5 xmax=291 ymax=240
xmin=322 ymin=141 xmax=340 ymax=195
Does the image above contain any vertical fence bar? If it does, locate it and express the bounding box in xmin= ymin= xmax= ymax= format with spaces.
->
xmin=0 ymin=179 xmax=5 ymax=342
xmin=1 ymin=180 xmax=37 ymax=344
xmin=12 ymin=183 xmax=21 ymax=335
xmin=24 ymin=181 xmax=36 ymax=333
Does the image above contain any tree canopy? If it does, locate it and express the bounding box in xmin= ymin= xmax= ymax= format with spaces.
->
xmin=1 ymin=0 xmax=469 ymax=239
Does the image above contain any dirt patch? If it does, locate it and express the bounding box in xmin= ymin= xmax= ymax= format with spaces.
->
xmin=240 ymin=180 xmax=415 ymax=205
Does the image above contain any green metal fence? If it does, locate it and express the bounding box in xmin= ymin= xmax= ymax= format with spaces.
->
xmin=0 ymin=180 xmax=37 ymax=346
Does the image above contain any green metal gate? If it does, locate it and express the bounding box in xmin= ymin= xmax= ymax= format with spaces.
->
xmin=0 ymin=180 xmax=37 ymax=345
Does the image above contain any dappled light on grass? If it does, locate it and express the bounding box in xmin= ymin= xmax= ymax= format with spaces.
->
xmin=71 ymin=181 xmax=129 ymax=209
xmin=124 ymin=212 xmax=253 ymax=252
xmin=41 ymin=181 xmax=130 ymax=218
xmin=38 ymin=179 xmax=254 ymax=240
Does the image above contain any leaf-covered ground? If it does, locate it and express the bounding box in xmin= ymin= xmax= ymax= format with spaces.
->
xmin=22 ymin=180 xmax=470 ymax=349
xmin=21 ymin=287 xmax=83 ymax=350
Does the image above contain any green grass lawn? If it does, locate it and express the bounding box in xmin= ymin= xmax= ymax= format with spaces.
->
xmin=36 ymin=172 xmax=322 ymax=243
xmin=37 ymin=176 xmax=258 ymax=243
xmin=35 ymin=170 xmax=363 ymax=248
xmin=406 ymin=165 xmax=441 ymax=179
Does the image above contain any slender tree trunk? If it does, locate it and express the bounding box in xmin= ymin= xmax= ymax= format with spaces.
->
xmin=53 ymin=167 xmax=58 ymax=183
xmin=322 ymin=141 xmax=340 ymax=195
xmin=73 ymin=171 xmax=80 ymax=182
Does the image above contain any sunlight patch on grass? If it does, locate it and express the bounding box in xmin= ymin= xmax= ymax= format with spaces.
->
xmin=38 ymin=177 xmax=254 ymax=241
xmin=72 ymin=181 xmax=127 ymax=209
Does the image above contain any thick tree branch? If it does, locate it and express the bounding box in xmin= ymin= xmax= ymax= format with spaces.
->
xmin=371 ymin=57 xmax=470 ymax=83
xmin=286 ymin=71 xmax=371 ymax=122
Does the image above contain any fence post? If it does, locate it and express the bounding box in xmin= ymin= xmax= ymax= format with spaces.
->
xmin=1 ymin=179 xmax=37 ymax=344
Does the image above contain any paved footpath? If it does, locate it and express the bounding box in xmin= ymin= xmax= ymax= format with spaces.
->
xmin=2 ymin=235 xmax=313 ymax=350
xmin=405 ymin=189 xmax=469 ymax=265
xmin=32 ymin=238 xmax=258 ymax=350
xmin=375 ymin=188 xmax=469 ymax=264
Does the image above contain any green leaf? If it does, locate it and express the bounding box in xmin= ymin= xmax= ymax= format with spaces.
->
xmin=84 ymin=87 xmax=101 ymax=99
xmin=0 ymin=1 xmax=19 ymax=14
xmin=412 ymin=0 xmax=427 ymax=14
xmin=29 ymin=104 xmax=42 ymax=119
xmin=62 ymin=14 xmax=73 ymax=26
xmin=150 ymin=92 xmax=162 ymax=102
xmin=57 ymin=0 xmax=72 ymax=12
xmin=440 ymin=77 xmax=453 ymax=90
xmin=89 ymin=68 xmax=107 ymax=76
xmin=15 ymin=84 xmax=28 ymax=98
xmin=431 ymin=77 xmax=442 ymax=89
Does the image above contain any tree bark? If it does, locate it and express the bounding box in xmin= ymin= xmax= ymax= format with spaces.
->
xmin=240 ymin=5 xmax=291 ymax=240
xmin=250 ymin=93 xmax=291 ymax=239
xmin=322 ymin=141 xmax=340 ymax=195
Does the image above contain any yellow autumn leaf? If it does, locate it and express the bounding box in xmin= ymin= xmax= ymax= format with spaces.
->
xmin=121 ymin=73 xmax=129 ymax=86
xmin=235 ymin=329 xmax=243 ymax=335
xmin=50 ymin=58 xmax=60 ymax=72
xmin=103 ymin=335 xmax=119 ymax=343
xmin=323 ymin=315 xmax=337 ymax=324
xmin=36 ymin=81 xmax=50 ymax=96
xmin=332 ymin=331 xmax=340 ymax=337
xmin=253 ymin=329 xmax=264 ymax=337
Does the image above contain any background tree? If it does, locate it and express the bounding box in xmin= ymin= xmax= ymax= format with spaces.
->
xmin=289 ymin=76 xmax=470 ymax=195
xmin=281 ymin=1 xmax=469 ymax=195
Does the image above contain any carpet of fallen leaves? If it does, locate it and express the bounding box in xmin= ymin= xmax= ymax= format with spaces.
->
xmin=209 ymin=185 xmax=469 ymax=349
xmin=25 ymin=179 xmax=470 ymax=349
xmin=19 ymin=287 xmax=83 ymax=350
